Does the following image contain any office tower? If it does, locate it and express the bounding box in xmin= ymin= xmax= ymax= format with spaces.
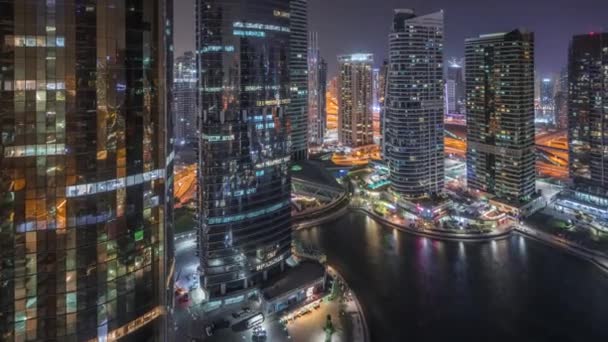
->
xmin=308 ymin=32 xmax=327 ymax=146
xmin=174 ymin=52 xmax=197 ymax=146
xmin=289 ymin=0 xmax=309 ymax=161
xmin=196 ymin=0 xmax=292 ymax=301
xmin=337 ymin=54 xmax=374 ymax=148
xmin=540 ymin=78 xmax=555 ymax=108
xmin=538 ymin=77 xmax=556 ymax=124
xmin=465 ymin=30 xmax=536 ymax=206
xmin=0 ymin=1 xmax=174 ymax=341
xmin=445 ymin=58 xmax=465 ymax=115
xmin=568 ymin=33 xmax=608 ymax=187
xmin=384 ymin=9 xmax=445 ymax=199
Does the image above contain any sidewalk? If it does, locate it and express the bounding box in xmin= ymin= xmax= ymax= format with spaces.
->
xmin=353 ymin=206 xmax=513 ymax=242
xmin=327 ymin=267 xmax=370 ymax=342
xmin=515 ymin=225 xmax=608 ymax=274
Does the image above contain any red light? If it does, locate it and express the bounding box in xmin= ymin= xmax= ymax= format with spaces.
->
xmin=590 ymin=32 xmax=596 ymax=36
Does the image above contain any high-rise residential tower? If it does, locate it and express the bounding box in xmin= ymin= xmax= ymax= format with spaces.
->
xmin=308 ymin=32 xmax=327 ymax=146
xmin=174 ymin=52 xmax=198 ymax=146
xmin=337 ymin=54 xmax=374 ymax=148
xmin=289 ymin=0 xmax=309 ymax=161
xmin=568 ymin=33 xmax=608 ymax=188
xmin=196 ymin=0 xmax=292 ymax=301
xmin=465 ymin=30 xmax=536 ymax=207
xmin=0 ymin=1 xmax=175 ymax=341
xmin=384 ymin=9 xmax=445 ymax=199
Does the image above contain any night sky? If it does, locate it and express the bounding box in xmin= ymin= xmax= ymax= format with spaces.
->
xmin=174 ymin=0 xmax=607 ymax=77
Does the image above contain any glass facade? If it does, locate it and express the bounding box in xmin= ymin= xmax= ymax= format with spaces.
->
xmin=288 ymin=0 xmax=309 ymax=161
xmin=196 ymin=0 xmax=292 ymax=300
xmin=337 ymin=54 xmax=374 ymax=148
xmin=446 ymin=58 xmax=465 ymax=115
xmin=384 ymin=9 xmax=445 ymax=199
xmin=174 ymin=51 xmax=197 ymax=146
xmin=568 ymin=33 xmax=608 ymax=188
xmin=0 ymin=0 xmax=174 ymax=341
xmin=307 ymin=31 xmax=326 ymax=146
xmin=465 ymin=30 xmax=536 ymax=205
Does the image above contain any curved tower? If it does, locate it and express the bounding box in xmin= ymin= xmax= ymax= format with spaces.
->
xmin=196 ymin=0 xmax=292 ymax=302
xmin=0 ymin=0 xmax=174 ymax=341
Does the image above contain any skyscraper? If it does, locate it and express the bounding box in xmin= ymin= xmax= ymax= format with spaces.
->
xmin=308 ymin=32 xmax=327 ymax=147
xmin=337 ymin=54 xmax=374 ymax=148
xmin=465 ymin=30 xmax=536 ymax=208
xmin=174 ymin=52 xmax=197 ymax=146
xmin=196 ymin=0 xmax=292 ymax=301
xmin=555 ymin=67 xmax=569 ymax=129
xmin=289 ymin=0 xmax=309 ymax=161
xmin=445 ymin=58 xmax=465 ymax=115
xmin=538 ymin=77 xmax=556 ymax=124
xmin=0 ymin=0 xmax=174 ymax=341
xmin=568 ymin=33 xmax=608 ymax=188
xmin=384 ymin=9 xmax=445 ymax=199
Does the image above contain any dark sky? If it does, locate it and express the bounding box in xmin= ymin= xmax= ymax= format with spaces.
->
xmin=174 ymin=0 xmax=607 ymax=77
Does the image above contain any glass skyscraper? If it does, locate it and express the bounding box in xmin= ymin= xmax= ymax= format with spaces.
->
xmin=0 ymin=0 xmax=174 ymax=341
xmin=307 ymin=31 xmax=327 ymax=147
xmin=196 ymin=0 xmax=292 ymax=301
xmin=337 ymin=54 xmax=374 ymax=148
xmin=384 ymin=9 xmax=445 ymax=199
xmin=465 ymin=30 xmax=536 ymax=206
xmin=568 ymin=33 xmax=608 ymax=189
xmin=288 ymin=0 xmax=309 ymax=161
xmin=445 ymin=58 xmax=465 ymax=115
xmin=174 ymin=51 xmax=197 ymax=146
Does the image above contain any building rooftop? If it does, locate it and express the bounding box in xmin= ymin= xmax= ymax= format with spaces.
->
xmin=261 ymin=261 xmax=326 ymax=300
xmin=291 ymin=160 xmax=343 ymax=191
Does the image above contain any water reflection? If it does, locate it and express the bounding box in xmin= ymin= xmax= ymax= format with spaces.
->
xmin=295 ymin=212 xmax=608 ymax=341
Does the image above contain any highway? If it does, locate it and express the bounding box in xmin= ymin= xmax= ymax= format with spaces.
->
xmin=174 ymin=164 xmax=197 ymax=207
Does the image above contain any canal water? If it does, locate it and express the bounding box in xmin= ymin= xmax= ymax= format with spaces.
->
xmin=295 ymin=212 xmax=608 ymax=341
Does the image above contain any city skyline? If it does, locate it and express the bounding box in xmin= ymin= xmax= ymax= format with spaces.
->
xmin=174 ymin=0 xmax=608 ymax=76
xmin=3 ymin=1 xmax=608 ymax=341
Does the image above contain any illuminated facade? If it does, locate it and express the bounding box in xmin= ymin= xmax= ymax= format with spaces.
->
xmin=568 ymin=33 xmax=608 ymax=188
xmin=307 ymin=32 xmax=327 ymax=146
xmin=0 ymin=0 xmax=174 ymax=341
xmin=337 ymin=53 xmax=374 ymax=148
xmin=174 ymin=52 xmax=197 ymax=146
xmin=196 ymin=0 xmax=292 ymax=301
xmin=385 ymin=9 xmax=445 ymax=199
xmin=555 ymin=67 xmax=569 ymax=129
xmin=536 ymin=77 xmax=556 ymax=124
xmin=446 ymin=58 xmax=465 ymax=115
xmin=289 ymin=0 xmax=309 ymax=160
xmin=465 ymin=30 xmax=536 ymax=205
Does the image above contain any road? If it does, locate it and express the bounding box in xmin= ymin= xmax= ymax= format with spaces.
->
xmin=174 ymin=164 xmax=197 ymax=206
